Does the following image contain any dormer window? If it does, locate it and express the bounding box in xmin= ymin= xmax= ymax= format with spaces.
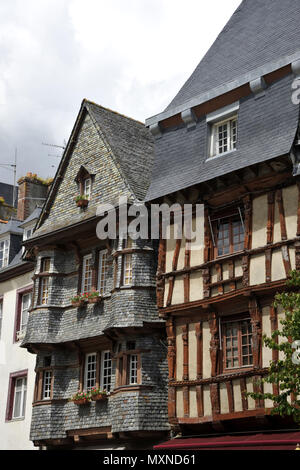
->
xmin=75 ymin=166 xmax=94 ymax=203
xmin=23 ymin=228 xmax=33 ymax=241
xmin=210 ymin=116 xmax=237 ymax=157
xmin=206 ymin=102 xmax=239 ymax=159
xmin=0 ymin=239 xmax=9 ymax=268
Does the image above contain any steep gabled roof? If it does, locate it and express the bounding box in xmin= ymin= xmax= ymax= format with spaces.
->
xmin=34 ymin=100 xmax=154 ymax=234
xmin=87 ymin=101 xmax=154 ymax=201
xmin=165 ymin=0 xmax=300 ymax=113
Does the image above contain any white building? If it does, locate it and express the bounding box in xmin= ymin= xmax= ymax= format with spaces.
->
xmin=0 ymin=174 xmax=49 ymax=450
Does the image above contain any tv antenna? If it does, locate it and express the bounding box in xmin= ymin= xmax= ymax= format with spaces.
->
xmin=0 ymin=148 xmax=17 ymax=207
xmin=42 ymin=142 xmax=66 ymax=150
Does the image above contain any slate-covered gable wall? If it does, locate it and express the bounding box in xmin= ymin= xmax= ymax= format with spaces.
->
xmin=34 ymin=112 xmax=133 ymax=238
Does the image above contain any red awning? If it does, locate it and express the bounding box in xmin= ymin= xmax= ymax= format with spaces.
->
xmin=154 ymin=432 xmax=300 ymax=450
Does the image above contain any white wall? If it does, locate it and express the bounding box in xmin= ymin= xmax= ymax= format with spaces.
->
xmin=0 ymin=270 xmax=36 ymax=450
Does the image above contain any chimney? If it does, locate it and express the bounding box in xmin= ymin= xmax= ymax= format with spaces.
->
xmin=17 ymin=173 xmax=52 ymax=221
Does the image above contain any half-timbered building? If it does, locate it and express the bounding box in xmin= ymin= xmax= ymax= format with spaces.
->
xmin=21 ymin=100 xmax=169 ymax=449
xmin=146 ymin=0 xmax=300 ymax=450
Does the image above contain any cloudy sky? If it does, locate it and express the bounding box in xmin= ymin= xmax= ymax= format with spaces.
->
xmin=0 ymin=0 xmax=241 ymax=185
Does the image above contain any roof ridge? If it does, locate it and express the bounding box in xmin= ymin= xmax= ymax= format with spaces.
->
xmin=83 ymin=99 xmax=144 ymax=126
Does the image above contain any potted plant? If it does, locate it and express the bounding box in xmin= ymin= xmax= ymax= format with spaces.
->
xmin=69 ymin=390 xmax=91 ymax=405
xmin=70 ymin=294 xmax=86 ymax=307
xmin=89 ymin=387 xmax=108 ymax=401
xmin=87 ymin=290 xmax=101 ymax=304
xmin=75 ymin=194 xmax=89 ymax=208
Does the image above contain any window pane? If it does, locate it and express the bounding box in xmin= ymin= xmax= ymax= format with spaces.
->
xmin=129 ymin=355 xmax=138 ymax=384
xmin=85 ymin=353 xmax=97 ymax=390
xmin=43 ymin=371 xmax=52 ymax=399
xmin=98 ymin=250 xmax=108 ymax=295
xmin=82 ymin=255 xmax=93 ymax=293
xmin=101 ymin=351 xmax=112 ymax=392
xmin=12 ymin=376 xmax=27 ymax=418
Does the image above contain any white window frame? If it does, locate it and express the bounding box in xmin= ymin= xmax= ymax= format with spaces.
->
xmin=23 ymin=227 xmax=33 ymax=241
xmin=81 ymin=254 xmax=93 ymax=293
xmin=42 ymin=370 xmax=52 ymax=400
xmin=129 ymin=354 xmax=138 ymax=385
xmin=17 ymin=292 xmax=32 ymax=340
xmin=100 ymin=350 xmax=112 ymax=392
xmin=210 ymin=115 xmax=237 ymax=158
xmin=12 ymin=376 xmax=27 ymax=419
xmin=40 ymin=277 xmax=49 ymax=305
xmin=122 ymin=237 xmax=133 ymax=286
xmin=0 ymin=238 xmax=10 ymax=268
xmin=84 ymin=352 xmax=97 ymax=390
xmin=84 ymin=177 xmax=91 ymax=200
xmin=98 ymin=249 xmax=108 ymax=295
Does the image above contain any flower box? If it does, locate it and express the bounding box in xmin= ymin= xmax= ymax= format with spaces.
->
xmin=73 ymin=398 xmax=90 ymax=405
xmin=90 ymin=393 xmax=107 ymax=401
xmin=76 ymin=198 xmax=89 ymax=208
xmin=87 ymin=296 xmax=101 ymax=304
xmin=71 ymin=299 xmax=85 ymax=308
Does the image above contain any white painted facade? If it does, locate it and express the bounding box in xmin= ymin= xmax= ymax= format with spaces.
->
xmin=0 ymin=269 xmax=36 ymax=450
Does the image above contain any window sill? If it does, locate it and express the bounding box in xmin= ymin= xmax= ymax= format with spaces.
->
xmin=6 ymin=417 xmax=25 ymax=422
xmin=215 ymin=249 xmax=244 ymax=261
xmin=110 ymin=384 xmax=153 ymax=395
xmin=206 ymin=149 xmax=237 ymax=162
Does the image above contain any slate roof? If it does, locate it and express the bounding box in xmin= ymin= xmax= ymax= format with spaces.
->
xmin=166 ymin=0 xmax=300 ymax=113
xmin=18 ymin=207 xmax=42 ymax=227
xmin=0 ymin=219 xmax=23 ymax=236
xmin=87 ymin=101 xmax=154 ymax=201
xmin=146 ymin=73 xmax=299 ymax=201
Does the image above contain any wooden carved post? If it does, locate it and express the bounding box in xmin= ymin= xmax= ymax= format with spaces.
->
xmin=228 ymin=259 xmax=235 ymax=291
xmin=270 ymin=306 xmax=279 ymax=396
xmin=276 ymin=189 xmax=287 ymax=241
xmin=209 ymin=312 xmax=219 ymax=377
xmin=242 ymin=255 xmax=250 ymax=287
xmin=183 ymin=386 xmax=189 ymax=418
xmin=204 ymin=207 xmax=211 ymax=263
xmin=166 ymin=319 xmax=176 ymax=381
xmin=168 ymin=386 xmax=176 ymax=419
xmin=249 ymin=296 xmax=262 ymax=369
xmin=184 ymin=219 xmax=191 ymax=303
xmin=243 ymin=195 xmax=252 ymax=250
xmin=203 ymin=268 xmax=211 ymax=298
xmin=265 ymin=248 xmax=272 ymax=283
xmin=210 ymin=383 xmax=220 ymax=416
xmin=182 ymin=324 xmax=189 ymax=381
xmin=156 ymin=237 xmax=166 ymax=309
xmin=195 ymin=322 xmax=203 ymax=379
xmin=242 ymin=195 xmax=252 ymax=288
xmin=267 ymin=191 xmax=275 ymax=245
xmin=203 ymin=207 xmax=211 ymax=298
xmin=295 ymin=240 xmax=300 ymax=271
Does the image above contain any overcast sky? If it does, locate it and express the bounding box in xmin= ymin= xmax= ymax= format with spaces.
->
xmin=0 ymin=0 xmax=241 ymax=185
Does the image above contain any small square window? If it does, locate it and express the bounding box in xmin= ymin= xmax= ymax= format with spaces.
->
xmin=210 ymin=116 xmax=237 ymax=157
xmin=222 ymin=317 xmax=253 ymax=371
